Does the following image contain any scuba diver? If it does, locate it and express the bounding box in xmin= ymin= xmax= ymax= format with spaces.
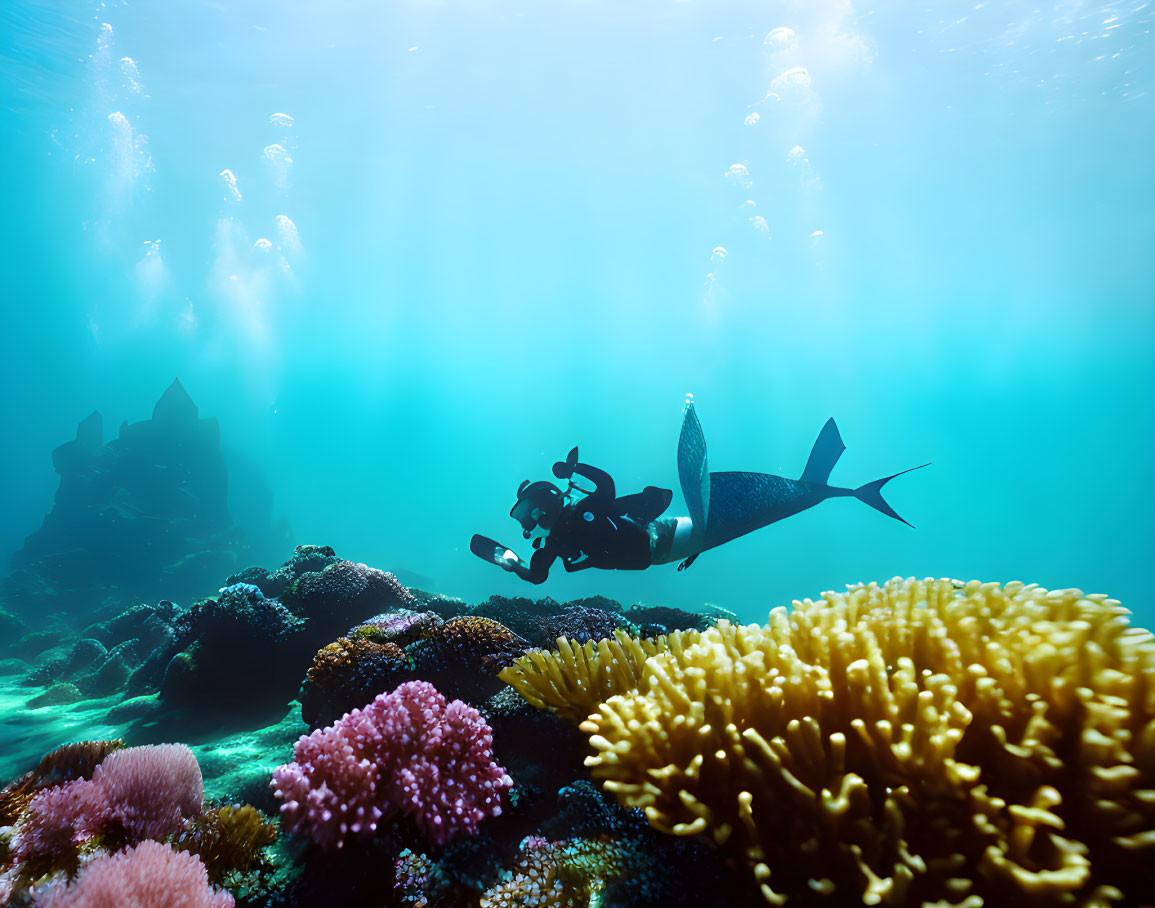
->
xmin=470 ymin=396 xmax=928 ymax=584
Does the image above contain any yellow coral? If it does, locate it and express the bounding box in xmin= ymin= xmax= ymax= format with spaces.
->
xmin=577 ymin=578 xmax=1155 ymax=907
xmin=499 ymin=628 xmax=701 ymax=723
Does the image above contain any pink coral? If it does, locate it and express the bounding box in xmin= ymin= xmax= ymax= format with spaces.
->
xmin=91 ymin=744 xmax=203 ymax=840
xmin=18 ymin=780 xmax=111 ymax=859
xmin=272 ymin=680 xmax=512 ymax=849
xmin=17 ymin=744 xmax=203 ymax=860
xmin=34 ymin=840 xmax=234 ymax=908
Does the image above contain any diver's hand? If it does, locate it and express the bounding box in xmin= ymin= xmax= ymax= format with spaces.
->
xmin=552 ymin=446 xmax=579 ymax=480
xmin=497 ymin=549 xmax=521 ymax=571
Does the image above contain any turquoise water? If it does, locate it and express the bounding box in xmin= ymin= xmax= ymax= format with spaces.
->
xmin=2 ymin=0 xmax=1152 ymax=624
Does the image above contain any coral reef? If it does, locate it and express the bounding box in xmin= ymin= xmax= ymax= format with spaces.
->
xmin=283 ymin=559 xmax=414 ymax=644
xmin=408 ymin=616 xmax=530 ymax=700
xmin=0 ymin=740 xmax=123 ymax=826
xmin=499 ymin=628 xmax=701 ymax=723
xmin=299 ymin=636 xmax=413 ymax=728
xmin=154 ymin=584 xmax=308 ymax=718
xmin=33 ymin=840 xmax=234 ymax=908
xmin=478 ymin=835 xmax=637 ymax=907
xmin=0 ymin=740 xmax=278 ymax=907
xmin=348 ymin=609 xmax=443 ymax=648
xmin=470 ymin=595 xmax=562 ymax=640
xmin=533 ymin=605 xmax=636 ymax=648
xmin=272 ymin=680 xmax=513 ymax=850
xmin=170 ymin=804 xmax=278 ymax=886
xmin=575 ymin=578 xmax=1155 ymax=906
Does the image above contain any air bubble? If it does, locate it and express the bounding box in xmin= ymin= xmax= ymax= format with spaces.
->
xmin=724 ymin=163 xmax=752 ymax=189
xmin=762 ymin=27 xmax=797 ymax=53
xmin=220 ymin=169 xmax=242 ymax=202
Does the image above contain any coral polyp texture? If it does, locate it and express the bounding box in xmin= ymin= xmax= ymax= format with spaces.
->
xmin=33 ymin=840 xmax=234 ymax=908
xmin=575 ymin=578 xmax=1155 ymax=907
xmin=500 ymin=627 xmax=702 ymax=723
xmin=299 ymin=635 xmax=413 ymax=728
xmin=271 ymin=679 xmax=513 ymax=850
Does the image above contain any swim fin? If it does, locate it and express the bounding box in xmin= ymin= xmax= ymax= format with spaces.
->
xmin=677 ymin=397 xmax=709 ymax=546
xmin=470 ymin=534 xmax=530 ymax=573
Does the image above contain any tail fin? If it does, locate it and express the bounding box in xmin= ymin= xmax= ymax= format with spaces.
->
xmin=853 ymin=463 xmax=930 ymax=527
xmin=801 ymin=417 xmax=845 ymax=484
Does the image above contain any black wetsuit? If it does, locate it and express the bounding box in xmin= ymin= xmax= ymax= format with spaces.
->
xmin=522 ymin=462 xmax=672 ymax=584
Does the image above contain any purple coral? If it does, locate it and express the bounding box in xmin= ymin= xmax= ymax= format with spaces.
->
xmin=18 ymin=780 xmax=111 ymax=859
xmin=92 ymin=743 xmax=203 ymax=840
xmin=34 ymin=840 xmax=234 ymax=908
xmin=17 ymin=744 xmax=202 ymax=855
xmin=272 ymin=680 xmax=513 ymax=849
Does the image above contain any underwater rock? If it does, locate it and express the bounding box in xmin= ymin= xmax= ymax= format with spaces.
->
xmin=0 ymin=607 xmax=28 ymax=645
xmin=106 ymin=694 xmax=163 ymax=724
xmin=7 ymin=628 xmax=67 ymax=661
xmin=28 ymin=682 xmax=83 ymax=708
xmin=156 ymin=583 xmax=309 ymax=716
xmin=2 ymin=380 xmax=281 ymax=624
xmin=63 ymin=638 xmax=107 ymax=675
xmin=83 ymin=601 xmax=178 ymax=651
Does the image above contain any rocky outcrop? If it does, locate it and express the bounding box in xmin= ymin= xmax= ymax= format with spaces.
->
xmin=2 ymin=380 xmax=271 ymax=622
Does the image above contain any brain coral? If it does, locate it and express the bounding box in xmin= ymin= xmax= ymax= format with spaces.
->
xmin=576 ymin=578 xmax=1155 ymax=907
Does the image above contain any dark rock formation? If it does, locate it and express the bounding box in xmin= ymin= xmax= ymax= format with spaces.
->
xmin=2 ymin=379 xmax=279 ymax=623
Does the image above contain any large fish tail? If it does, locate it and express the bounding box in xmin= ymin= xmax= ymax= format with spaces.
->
xmin=853 ymin=463 xmax=930 ymax=527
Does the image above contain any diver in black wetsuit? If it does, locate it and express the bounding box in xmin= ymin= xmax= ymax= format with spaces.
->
xmin=471 ymin=397 xmax=928 ymax=584
xmin=471 ymin=446 xmax=673 ymax=584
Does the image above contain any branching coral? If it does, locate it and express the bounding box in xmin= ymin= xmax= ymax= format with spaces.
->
xmin=499 ymin=628 xmax=701 ymax=723
xmin=272 ymin=680 xmax=513 ymax=850
xmin=576 ymin=578 xmax=1155 ymax=907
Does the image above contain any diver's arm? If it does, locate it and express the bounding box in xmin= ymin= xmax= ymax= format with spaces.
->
xmin=553 ymin=447 xmax=616 ymax=499
xmin=524 ymin=547 xmax=556 ymax=584
xmin=571 ymin=462 xmax=615 ymax=498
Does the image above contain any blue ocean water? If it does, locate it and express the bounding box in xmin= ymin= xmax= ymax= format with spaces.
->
xmin=1 ymin=0 xmax=1152 ymax=625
